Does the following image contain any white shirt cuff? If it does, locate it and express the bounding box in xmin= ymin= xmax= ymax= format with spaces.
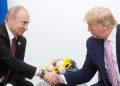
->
xmin=35 ymin=68 xmax=40 ymax=76
xmin=5 ymin=83 xmax=13 ymax=86
xmin=61 ymin=75 xmax=67 ymax=84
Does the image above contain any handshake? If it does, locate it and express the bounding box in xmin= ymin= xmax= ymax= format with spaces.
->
xmin=36 ymin=58 xmax=78 ymax=85
xmin=37 ymin=69 xmax=65 ymax=86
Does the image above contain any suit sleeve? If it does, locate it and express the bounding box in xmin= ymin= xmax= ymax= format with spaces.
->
xmin=64 ymin=38 xmax=97 ymax=86
xmin=0 ymin=37 xmax=36 ymax=79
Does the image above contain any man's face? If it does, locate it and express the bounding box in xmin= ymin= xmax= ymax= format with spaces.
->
xmin=10 ymin=10 xmax=29 ymax=36
xmin=87 ymin=21 xmax=105 ymax=39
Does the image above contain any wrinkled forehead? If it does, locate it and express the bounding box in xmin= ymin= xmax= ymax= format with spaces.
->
xmin=15 ymin=9 xmax=30 ymax=22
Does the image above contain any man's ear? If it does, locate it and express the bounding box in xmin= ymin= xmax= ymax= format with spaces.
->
xmin=103 ymin=24 xmax=107 ymax=30
xmin=8 ymin=15 xmax=14 ymax=21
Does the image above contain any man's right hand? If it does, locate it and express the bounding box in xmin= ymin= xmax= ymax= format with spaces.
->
xmin=43 ymin=71 xmax=65 ymax=86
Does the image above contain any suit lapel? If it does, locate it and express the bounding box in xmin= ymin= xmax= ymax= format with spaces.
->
xmin=0 ymin=24 xmax=10 ymax=48
xmin=95 ymin=39 xmax=109 ymax=84
xmin=96 ymin=40 xmax=106 ymax=74
xmin=16 ymin=37 xmax=22 ymax=57
xmin=116 ymin=24 xmax=120 ymax=72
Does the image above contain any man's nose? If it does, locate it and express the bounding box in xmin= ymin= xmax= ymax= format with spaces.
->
xmin=24 ymin=24 xmax=28 ymax=31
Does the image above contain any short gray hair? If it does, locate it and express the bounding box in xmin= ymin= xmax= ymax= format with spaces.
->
xmin=5 ymin=5 xmax=28 ymax=21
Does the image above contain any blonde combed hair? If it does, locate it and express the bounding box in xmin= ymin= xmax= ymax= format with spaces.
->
xmin=85 ymin=6 xmax=117 ymax=27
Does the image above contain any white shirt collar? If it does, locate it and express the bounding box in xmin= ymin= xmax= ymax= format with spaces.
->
xmin=5 ymin=23 xmax=16 ymax=44
xmin=106 ymin=25 xmax=117 ymax=43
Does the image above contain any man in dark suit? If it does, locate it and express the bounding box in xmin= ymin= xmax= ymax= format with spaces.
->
xmin=0 ymin=6 xmax=48 ymax=86
xmin=44 ymin=6 xmax=120 ymax=86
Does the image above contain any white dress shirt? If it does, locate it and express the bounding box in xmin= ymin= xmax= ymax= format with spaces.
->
xmin=104 ymin=25 xmax=120 ymax=85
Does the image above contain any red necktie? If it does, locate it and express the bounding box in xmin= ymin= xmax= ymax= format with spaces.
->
xmin=10 ymin=37 xmax=16 ymax=56
xmin=105 ymin=40 xmax=118 ymax=86
xmin=3 ymin=37 xmax=16 ymax=85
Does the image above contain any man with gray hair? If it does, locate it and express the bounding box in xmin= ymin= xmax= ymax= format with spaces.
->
xmin=0 ymin=6 xmax=50 ymax=86
xmin=44 ymin=6 xmax=120 ymax=86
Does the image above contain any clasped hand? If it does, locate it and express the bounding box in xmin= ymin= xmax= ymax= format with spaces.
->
xmin=40 ymin=70 xmax=64 ymax=86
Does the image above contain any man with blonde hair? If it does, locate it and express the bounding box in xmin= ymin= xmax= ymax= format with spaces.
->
xmin=44 ymin=6 xmax=120 ymax=86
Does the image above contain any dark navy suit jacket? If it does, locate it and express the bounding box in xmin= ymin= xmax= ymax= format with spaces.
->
xmin=64 ymin=24 xmax=120 ymax=86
